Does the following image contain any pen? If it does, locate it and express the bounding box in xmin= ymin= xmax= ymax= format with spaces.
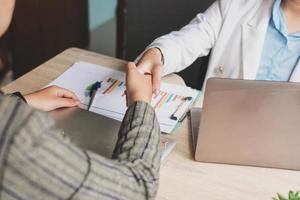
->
xmin=87 ymin=81 xmax=102 ymax=111
xmin=170 ymin=96 xmax=193 ymax=121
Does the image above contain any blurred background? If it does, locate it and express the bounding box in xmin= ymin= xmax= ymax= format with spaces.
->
xmin=0 ymin=0 xmax=214 ymax=90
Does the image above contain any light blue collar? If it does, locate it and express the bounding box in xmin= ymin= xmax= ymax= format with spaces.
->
xmin=272 ymin=0 xmax=300 ymax=38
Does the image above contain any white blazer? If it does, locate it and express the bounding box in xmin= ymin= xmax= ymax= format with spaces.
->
xmin=140 ymin=0 xmax=300 ymax=89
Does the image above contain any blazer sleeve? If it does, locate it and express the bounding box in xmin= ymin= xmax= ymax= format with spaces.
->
xmin=136 ymin=0 xmax=232 ymax=76
xmin=0 ymin=95 xmax=161 ymax=200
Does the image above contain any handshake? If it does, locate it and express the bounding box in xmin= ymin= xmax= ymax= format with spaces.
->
xmin=25 ymin=48 xmax=164 ymax=112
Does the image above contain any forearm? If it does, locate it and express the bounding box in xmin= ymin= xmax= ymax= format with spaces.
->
xmin=140 ymin=19 xmax=214 ymax=76
xmin=112 ymin=101 xmax=161 ymax=178
xmin=137 ymin=0 xmax=227 ymax=75
xmin=1 ymin=98 xmax=161 ymax=200
xmin=0 ymin=94 xmax=30 ymax=151
xmin=82 ymin=101 xmax=161 ymax=200
xmin=113 ymin=101 xmax=160 ymax=160
xmin=136 ymin=48 xmax=164 ymax=68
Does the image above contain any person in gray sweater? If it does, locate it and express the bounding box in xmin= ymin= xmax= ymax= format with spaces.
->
xmin=0 ymin=0 xmax=161 ymax=199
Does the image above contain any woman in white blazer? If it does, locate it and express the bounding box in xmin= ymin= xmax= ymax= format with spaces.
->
xmin=134 ymin=0 xmax=300 ymax=92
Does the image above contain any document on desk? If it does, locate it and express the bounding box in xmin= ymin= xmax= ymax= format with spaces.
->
xmin=48 ymin=61 xmax=201 ymax=133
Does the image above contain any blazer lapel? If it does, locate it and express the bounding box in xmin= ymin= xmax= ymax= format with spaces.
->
xmin=242 ymin=0 xmax=274 ymax=80
xmin=289 ymin=61 xmax=300 ymax=82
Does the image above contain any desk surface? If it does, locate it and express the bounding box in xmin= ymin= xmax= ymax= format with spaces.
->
xmin=2 ymin=48 xmax=300 ymax=200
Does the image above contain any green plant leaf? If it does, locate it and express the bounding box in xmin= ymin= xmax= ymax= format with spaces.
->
xmin=273 ymin=191 xmax=300 ymax=200
xmin=277 ymin=193 xmax=288 ymax=200
xmin=289 ymin=191 xmax=295 ymax=199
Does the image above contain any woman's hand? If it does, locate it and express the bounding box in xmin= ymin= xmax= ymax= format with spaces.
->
xmin=24 ymin=86 xmax=80 ymax=111
xmin=126 ymin=62 xmax=153 ymax=106
xmin=136 ymin=48 xmax=163 ymax=95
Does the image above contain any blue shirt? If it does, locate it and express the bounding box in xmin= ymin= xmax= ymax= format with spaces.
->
xmin=256 ymin=0 xmax=300 ymax=81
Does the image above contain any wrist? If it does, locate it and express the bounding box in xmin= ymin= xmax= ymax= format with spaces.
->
xmin=140 ymin=48 xmax=164 ymax=67
xmin=12 ymin=92 xmax=27 ymax=103
xmin=153 ymin=47 xmax=165 ymax=65
xmin=24 ymin=93 xmax=36 ymax=107
xmin=128 ymin=93 xmax=151 ymax=106
xmin=24 ymin=94 xmax=31 ymax=103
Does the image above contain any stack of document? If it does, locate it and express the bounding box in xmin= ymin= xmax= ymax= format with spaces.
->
xmin=49 ymin=62 xmax=201 ymax=133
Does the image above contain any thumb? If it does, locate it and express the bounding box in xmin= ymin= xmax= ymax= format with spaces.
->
xmin=126 ymin=62 xmax=137 ymax=72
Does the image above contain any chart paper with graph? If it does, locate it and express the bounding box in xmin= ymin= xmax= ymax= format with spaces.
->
xmin=49 ymin=62 xmax=201 ymax=133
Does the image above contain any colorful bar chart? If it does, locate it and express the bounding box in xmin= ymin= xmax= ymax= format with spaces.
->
xmin=103 ymin=80 xmax=119 ymax=94
xmin=102 ymin=77 xmax=125 ymax=95
xmin=153 ymin=91 xmax=186 ymax=110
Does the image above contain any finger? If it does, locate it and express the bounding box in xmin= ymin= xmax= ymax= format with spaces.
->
xmin=56 ymin=87 xmax=80 ymax=101
xmin=54 ymin=98 xmax=80 ymax=109
xmin=152 ymin=65 xmax=161 ymax=95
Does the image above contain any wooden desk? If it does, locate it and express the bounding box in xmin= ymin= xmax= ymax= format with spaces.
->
xmin=2 ymin=48 xmax=300 ymax=200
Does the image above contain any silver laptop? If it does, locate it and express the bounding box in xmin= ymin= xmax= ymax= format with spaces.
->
xmin=194 ymin=78 xmax=300 ymax=171
xmin=50 ymin=107 xmax=177 ymax=160
xmin=50 ymin=108 xmax=120 ymax=158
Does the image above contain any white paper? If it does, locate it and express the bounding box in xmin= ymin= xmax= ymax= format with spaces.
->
xmin=49 ymin=61 xmax=200 ymax=133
